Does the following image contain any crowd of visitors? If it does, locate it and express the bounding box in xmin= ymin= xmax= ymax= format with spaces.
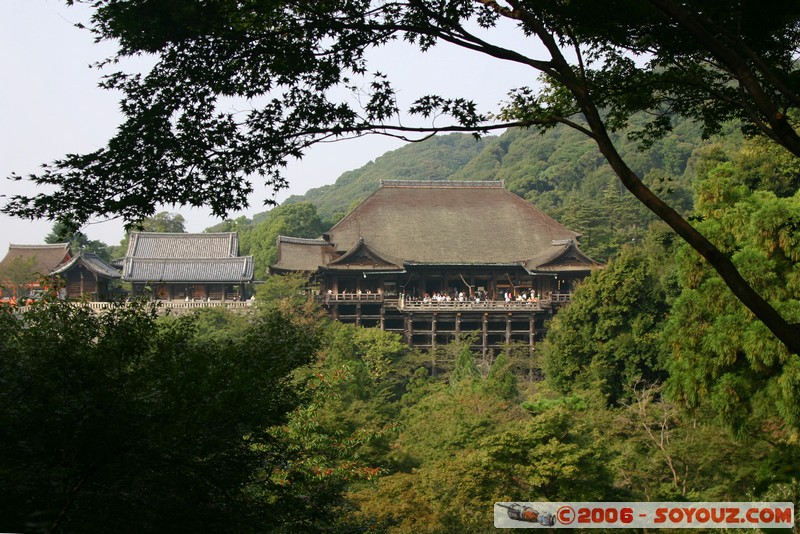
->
xmin=325 ymin=287 xmax=548 ymax=305
xmin=401 ymin=289 xmax=541 ymax=304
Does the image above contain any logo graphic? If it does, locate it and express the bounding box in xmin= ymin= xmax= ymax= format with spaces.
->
xmin=496 ymin=503 xmax=556 ymax=526
xmin=494 ymin=502 xmax=794 ymax=529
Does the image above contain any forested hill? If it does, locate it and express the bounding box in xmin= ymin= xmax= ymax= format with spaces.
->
xmin=280 ymin=116 xmax=740 ymax=261
xmin=213 ymin=116 xmax=744 ymax=275
xmin=282 ymin=133 xmax=489 ymax=218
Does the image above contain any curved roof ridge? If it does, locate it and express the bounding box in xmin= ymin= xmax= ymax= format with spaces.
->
xmin=8 ymin=243 xmax=70 ymax=249
xmin=132 ymin=232 xmax=237 ymax=237
xmin=51 ymin=252 xmax=121 ymax=279
xmin=278 ymin=236 xmax=331 ymax=245
xmin=127 ymin=232 xmax=241 ymax=258
xmin=379 ymin=179 xmax=504 ymax=189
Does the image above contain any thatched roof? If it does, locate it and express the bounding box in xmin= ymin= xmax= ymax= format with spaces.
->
xmin=271 ymin=237 xmax=337 ymax=273
xmin=273 ymin=181 xmax=600 ymax=273
xmin=0 ymin=243 xmax=71 ymax=276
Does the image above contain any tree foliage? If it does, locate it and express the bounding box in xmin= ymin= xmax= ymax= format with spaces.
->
xmin=0 ymin=297 xmax=327 ymax=532
xmin=543 ymin=238 xmax=673 ymax=403
xmin=664 ymin=151 xmax=800 ymax=433
xmin=243 ymin=202 xmax=326 ymax=276
xmin=0 ymin=256 xmax=39 ymax=298
xmin=45 ymin=221 xmax=112 ymax=262
xmin=137 ymin=211 xmax=187 ymax=233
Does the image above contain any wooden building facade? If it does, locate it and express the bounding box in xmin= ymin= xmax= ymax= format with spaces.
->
xmin=272 ymin=181 xmax=602 ymax=354
xmin=50 ymin=252 xmax=122 ymax=300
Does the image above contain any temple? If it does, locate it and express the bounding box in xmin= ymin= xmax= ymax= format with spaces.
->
xmin=122 ymin=232 xmax=255 ymax=300
xmin=271 ymin=181 xmax=602 ymax=354
xmin=0 ymin=244 xmax=121 ymax=300
xmin=50 ymin=251 xmax=121 ymax=300
xmin=0 ymin=243 xmax=72 ymax=298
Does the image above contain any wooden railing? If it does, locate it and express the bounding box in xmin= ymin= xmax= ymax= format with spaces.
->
xmin=13 ymin=299 xmax=255 ymax=315
xmin=318 ymin=293 xmax=385 ymax=303
xmin=316 ymin=292 xmax=572 ymax=311
xmin=397 ymin=299 xmax=546 ymax=312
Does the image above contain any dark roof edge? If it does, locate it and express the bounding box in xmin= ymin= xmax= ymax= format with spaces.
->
xmin=8 ymin=243 xmax=70 ymax=249
xmin=379 ymin=179 xmax=504 ymax=189
xmin=403 ymin=261 xmax=525 ymax=267
xmin=277 ymin=236 xmax=332 ymax=246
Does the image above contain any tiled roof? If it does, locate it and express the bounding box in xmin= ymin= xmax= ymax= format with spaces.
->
xmin=322 ymin=181 xmax=585 ymax=266
xmin=122 ymin=257 xmax=254 ymax=283
xmin=51 ymin=252 xmax=121 ymax=279
xmin=122 ymin=232 xmax=254 ymax=282
xmin=0 ymin=243 xmax=71 ymax=276
xmin=126 ymin=232 xmax=239 ymax=259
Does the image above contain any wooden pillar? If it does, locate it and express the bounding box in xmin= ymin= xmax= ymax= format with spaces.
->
xmin=529 ymin=314 xmax=536 ymax=358
xmin=506 ymin=312 xmax=512 ymax=345
xmin=380 ymin=303 xmax=385 ymax=331
xmin=405 ymin=313 xmax=413 ymax=345
xmin=482 ymin=312 xmax=489 ymax=358
xmin=356 ymin=303 xmax=362 ymax=327
xmin=431 ymin=313 xmax=437 ymax=352
xmin=455 ymin=313 xmax=461 ymax=337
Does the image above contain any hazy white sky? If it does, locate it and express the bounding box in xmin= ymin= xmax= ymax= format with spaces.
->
xmin=1 ymin=0 xmax=538 ymax=255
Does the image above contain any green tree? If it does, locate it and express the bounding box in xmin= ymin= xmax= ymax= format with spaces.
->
xmin=483 ymin=352 xmax=519 ymax=401
xmin=111 ymin=211 xmax=188 ymax=258
xmin=0 ymin=256 xmax=38 ymax=298
xmin=5 ymin=0 xmax=800 ymax=353
xmin=449 ymin=342 xmax=481 ymax=392
xmin=0 ymin=298 xmax=333 ymax=532
xmin=664 ymin=157 xmax=800 ymax=433
xmin=543 ymin=240 xmax=672 ymax=403
xmin=606 ymin=384 xmax=795 ymax=502
xmin=352 ymin=390 xmax=615 ymax=533
xmin=137 ymin=211 xmax=186 ymax=233
xmin=246 ymin=202 xmax=326 ymax=277
xmin=45 ymin=221 xmax=111 ymax=262
xmin=256 ymin=272 xmax=314 ymax=307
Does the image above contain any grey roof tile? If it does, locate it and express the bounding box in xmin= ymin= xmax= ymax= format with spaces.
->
xmin=51 ymin=252 xmax=121 ymax=279
xmin=123 ymin=257 xmax=254 ymax=283
xmin=127 ymin=232 xmax=239 ymax=259
xmin=122 ymin=232 xmax=253 ymax=282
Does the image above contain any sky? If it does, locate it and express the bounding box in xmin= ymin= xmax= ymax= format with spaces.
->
xmin=1 ymin=0 xmax=538 ymax=256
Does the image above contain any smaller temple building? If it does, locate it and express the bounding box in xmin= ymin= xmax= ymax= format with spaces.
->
xmin=271 ymin=180 xmax=602 ymax=354
xmin=122 ymin=232 xmax=254 ymax=300
xmin=0 ymin=243 xmax=72 ymax=298
xmin=0 ymin=243 xmax=121 ymax=300
xmin=50 ymin=251 xmax=122 ymax=300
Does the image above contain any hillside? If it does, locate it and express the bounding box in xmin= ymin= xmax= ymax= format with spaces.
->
xmin=273 ymin=116 xmax=737 ymax=262
xmin=282 ymin=133 xmax=489 ymax=218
